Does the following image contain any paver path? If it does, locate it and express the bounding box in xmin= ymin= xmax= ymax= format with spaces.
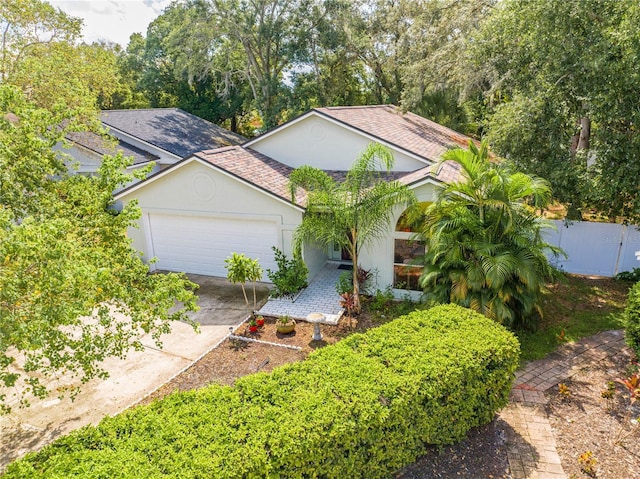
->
xmin=500 ymin=329 xmax=627 ymax=479
xmin=258 ymin=262 xmax=344 ymax=324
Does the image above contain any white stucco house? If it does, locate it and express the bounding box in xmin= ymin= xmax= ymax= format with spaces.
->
xmin=114 ymin=105 xmax=473 ymax=295
xmin=59 ymin=108 xmax=245 ymax=176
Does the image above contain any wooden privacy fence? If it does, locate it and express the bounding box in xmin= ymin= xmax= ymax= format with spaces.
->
xmin=544 ymin=220 xmax=640 ymax=277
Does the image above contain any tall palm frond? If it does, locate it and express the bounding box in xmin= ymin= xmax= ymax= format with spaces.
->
xmin=419 ymin=140 xmax=563 ymax=329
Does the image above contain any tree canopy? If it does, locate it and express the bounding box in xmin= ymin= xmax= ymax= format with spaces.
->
xmin=0 ymin=2 xmax=199 ymax=412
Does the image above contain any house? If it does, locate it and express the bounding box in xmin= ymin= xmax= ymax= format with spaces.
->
xmin=114 ymin=105 xmax=472 ymax=296
xmin=59 ymin=108 xmax=246 ymax=176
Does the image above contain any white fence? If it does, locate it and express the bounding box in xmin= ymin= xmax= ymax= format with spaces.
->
xmin=544 ymin=220 xmax=640 ymax=277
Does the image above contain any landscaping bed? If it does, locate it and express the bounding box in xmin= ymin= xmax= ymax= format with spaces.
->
xmin=546 ymin=348 xmax=640 ymax=479
xmin=134 ymin=275 xmax=634 ymax=478
xmin=136 ymin=311 xmax=516 ymax=478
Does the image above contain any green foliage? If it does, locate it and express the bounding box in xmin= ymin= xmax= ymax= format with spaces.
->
xmin=624 ymin=282 xmax=640 ymax=357
xmin=335 ymin=267 xmax=373 ymax=296
xmin=0 ymin=86 xmax=198 ymax=412
xmin=468 ymin=0 xmax=640 ymax=222
xmin=290 ymin=143 xmax=416 ymax=313
xmin=419 ymin=141 xmax=562 ymax=329
xmin=336 ymin=270 xmax=354 ymax=295
xmin=224 ymin=252 xmax=263 ymax=307
xmin=615 ymin=268 xmax=640 ymax=283
xmin=266 ymin=247 xmax=308 ymax=298
xmin=516 ymin=275 xmax=626 ymax=364
xmin=4 ymin=304 xmax=519 ymax=478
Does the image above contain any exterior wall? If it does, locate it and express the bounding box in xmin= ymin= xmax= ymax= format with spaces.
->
xmin=302 ymin=242 xmax=328 ymax=281
xmin=117 ymin=160 xmax=303 ymax=266
xmin=250 ymin=115 xmax=427 ymax=172
xmin=56 ymin=144 xmax=103 ymax=174
xmin=357 ymin=181 xmax=440 ymax=298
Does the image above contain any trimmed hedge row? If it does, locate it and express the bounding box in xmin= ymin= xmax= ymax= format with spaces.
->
xmin=624 ymin=281 xmax=640 ymax=357
xmin=6 ymin=304 xmax=520 ymax=478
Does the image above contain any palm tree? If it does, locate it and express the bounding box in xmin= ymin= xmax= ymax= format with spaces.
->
xmin=289 ymin=143 xmax=416 ymax=313
xmin=419 ymin=140 xmax=562 ymax=329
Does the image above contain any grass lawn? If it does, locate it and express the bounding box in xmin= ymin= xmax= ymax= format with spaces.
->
xmin=515 ymin=274 xmax=630 ymax=365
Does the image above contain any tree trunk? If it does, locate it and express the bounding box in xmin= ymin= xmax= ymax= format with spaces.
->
xmin=351 ymin=230 xmax=361 ymax=314
xmin=570 ymin=116 xmax=591 ymax=161
xmin=577 ymin=116 xmax=590 ymax=152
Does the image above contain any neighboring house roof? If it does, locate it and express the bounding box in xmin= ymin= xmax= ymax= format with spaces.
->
xmin=66 ymin=130 xmax=159 ymax=165
xmin=313 ymin=105 xmax=472 ymax=163
xmin=101 ymin=108 xmax=246 ymax=159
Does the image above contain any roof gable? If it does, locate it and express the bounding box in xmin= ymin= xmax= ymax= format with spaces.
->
xmin=101 ymin=108 xmax=246 ymax=159
xmin=246 ymin=105 xmax=473 ymax=164
xmin=314 ymin=105 xmax=472 ymax=162
xmin=115 ymin=146 xmax=305 ymax=210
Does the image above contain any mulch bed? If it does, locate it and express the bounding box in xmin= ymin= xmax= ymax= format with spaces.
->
xmin=546 ymin=349 xmax=640 ymax=479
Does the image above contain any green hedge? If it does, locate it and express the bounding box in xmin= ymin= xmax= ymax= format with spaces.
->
xmin=624 ymin=281 xmax=640 ymax=357
xmin=6 ymin=304 xmax=519 ymax=478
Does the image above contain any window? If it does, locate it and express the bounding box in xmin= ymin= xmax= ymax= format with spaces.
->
xmin=392 ymin=202 xmax=430 ymax=291
xmin=393 ymin=239 xmax=424 ymax=290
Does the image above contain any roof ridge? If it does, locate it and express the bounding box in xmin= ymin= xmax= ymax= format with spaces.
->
xmin=317 ymin=104 xmax=395 ymax=111
xmin=101 ymin=108 xmax=181 ymax=113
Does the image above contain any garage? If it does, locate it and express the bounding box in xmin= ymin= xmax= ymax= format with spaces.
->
xmin=147 ymin=213 xmax=278 ymax=277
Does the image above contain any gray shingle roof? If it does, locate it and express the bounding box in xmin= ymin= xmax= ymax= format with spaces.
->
xmin=66 ymin=130 xmax=159 ymax=165
xmin=101 ymin=108 xmax=246 ymax=159
xmin=314 ymin=105 xmax=473 ymax=163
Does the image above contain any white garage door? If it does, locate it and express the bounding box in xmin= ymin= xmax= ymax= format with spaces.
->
xmin=148 ymin=214 xmax=278 ymax=277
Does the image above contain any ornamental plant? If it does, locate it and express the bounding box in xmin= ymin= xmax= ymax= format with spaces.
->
xmin=224 ymin=253 xmax=263 ymax=308
xmin=623 ymin=281 xmax=640 ymax=357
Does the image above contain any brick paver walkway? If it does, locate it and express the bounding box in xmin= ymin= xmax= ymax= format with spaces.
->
xmin=257 ymin=262 xmax=344 ymax=324
xmin=501 ymin=329 xmax=627 ymax=479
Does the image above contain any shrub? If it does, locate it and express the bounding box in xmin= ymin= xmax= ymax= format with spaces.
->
xmin=266 ymin=246 xmax=308 ymax=298
xmin=336 ymin=270 xmax=353 ymax=294
xmin=616 ymin=267 xmax=640 ymax=282
xmin=5 ymin=305 xmax=519 ymax=478
xmin=624 ymin=281 xmax=640 ymax=357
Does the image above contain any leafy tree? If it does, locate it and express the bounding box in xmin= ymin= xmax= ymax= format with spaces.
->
xmin=0 ymin=0 xmax=81 ymax=81
xmin=0 ymin=85 xmax=198 ymax=412
xmin=210 ymin=0 xmax=322 ymax=129
xmin=418 ymin=141 xmax=561 ymax=329
xmin=289 ymin=143 xmax=416 ymax=313
xmin=467 ymin=0 xmax=640 ymax=222
xmin=224 ymin=253 xmax=263 ymax=308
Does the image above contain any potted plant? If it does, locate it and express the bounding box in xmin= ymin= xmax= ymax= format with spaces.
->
xmin=255 ymin=315 xmax=265 ymax=327
xmin=276 ymin=315 xmax=296 ymax=334
xmin=248 ymin=318 xmax=259 ymax=333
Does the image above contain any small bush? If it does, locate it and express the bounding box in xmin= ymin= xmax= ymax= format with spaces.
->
xmin=336 ymin=270 xmax=353 ymax=294
xmin=266 ymin=246 xmax=308 ymax=298
xmin=624 ymin=282 xmax=640 ymax=357
xmin=615 ymin=267 xmax=640 ymax=282
xmin=335 ymin=267 xmax=373 ymax=296
xmin=5 ymin=305 xmax=519 ymax=478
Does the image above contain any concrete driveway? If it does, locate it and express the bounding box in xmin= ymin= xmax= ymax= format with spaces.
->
xmin=0 ymin=275 xmax=269 ymax=469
